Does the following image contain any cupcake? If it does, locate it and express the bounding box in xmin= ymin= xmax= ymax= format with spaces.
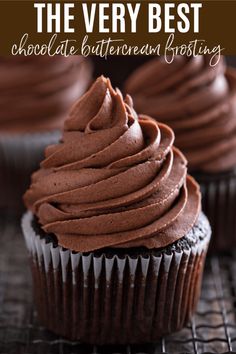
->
xmin=0 ymin=55 xmax=92 ymax=212
xmin=22 ymin=76 xmax=211 ymax=344
xmin=125 ymin=55 xmax=236 ymax=252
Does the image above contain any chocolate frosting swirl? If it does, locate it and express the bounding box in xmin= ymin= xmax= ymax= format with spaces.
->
xmin=24 ymin=76 xmax=201 ymax=252
xmin=0 ymin=56 xmax=92 ymax=133
xmin=125 ymin=56 xmax=236 ymax=173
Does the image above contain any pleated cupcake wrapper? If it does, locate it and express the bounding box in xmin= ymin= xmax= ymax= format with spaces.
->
xmin=0 ymin=131 xmax=61 ymax=211
xmin=22 ymin=211 xmax=209 ymax=344
xmin=194 ymin=170 xmax=236 ymax=252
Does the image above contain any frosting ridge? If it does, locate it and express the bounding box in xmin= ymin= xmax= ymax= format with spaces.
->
xmin=24 ymin=76 xmax=201 ymax=252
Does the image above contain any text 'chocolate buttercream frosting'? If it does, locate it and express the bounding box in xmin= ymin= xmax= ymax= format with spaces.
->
xmin=0 ymin=55 xmax=92 ymax=133
xmin=24 ymin=76 xmax=201 ymax=252
xmin=125 ymin=56 xmax=236 ymax=173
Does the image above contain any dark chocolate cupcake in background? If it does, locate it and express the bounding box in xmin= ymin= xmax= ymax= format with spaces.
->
xmin=125 ymin=55 xmax=236 ymax=252
xmin=0 ymin=55 xmax=92 ymax=212
xmin=22 ymin=76 xmax=211 ymax=344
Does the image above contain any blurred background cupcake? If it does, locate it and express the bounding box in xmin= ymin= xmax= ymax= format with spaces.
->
xmin=0 ymin=55 xmax=92 ymax=213
xmin=125 ymin=55 xmax=236 ymax=252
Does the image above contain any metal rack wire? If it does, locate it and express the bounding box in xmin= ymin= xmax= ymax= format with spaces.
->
xmin=0 ymin=214 xmax=236 ymax=354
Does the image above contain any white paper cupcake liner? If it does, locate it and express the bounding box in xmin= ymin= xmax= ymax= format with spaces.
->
xmin=22 ymin=211 xmax=210 ymax=344
xmin=194 ymin=169 xmax=236 ymax=252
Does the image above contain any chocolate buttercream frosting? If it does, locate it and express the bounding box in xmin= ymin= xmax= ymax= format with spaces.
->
xmin=125 ymin=56 xmax=236 ymax=173
xmin=0 ymin=56 xmax=92 ymax=134
xmin=24 ymin=76 xmax=201 ymax=252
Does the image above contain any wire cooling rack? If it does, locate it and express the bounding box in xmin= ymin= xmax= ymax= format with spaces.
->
xmin=0 ymin=212 xmax=236 ymax=354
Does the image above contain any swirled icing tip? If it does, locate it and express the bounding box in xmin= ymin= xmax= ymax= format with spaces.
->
xmin=24 ymin=72 xmax=202 ymax=253
xmin=64 ymin=75 xmax=132 ymax=133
